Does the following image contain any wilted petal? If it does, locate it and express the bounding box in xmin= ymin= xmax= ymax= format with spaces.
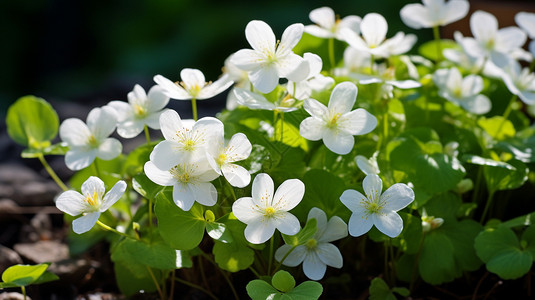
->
xmin=56 ymin=191 xmax=87 ymax=216
xmin=72 ymin=211 xmax=100 ymax=234
xmin=375 ymin=212 xmax=404 ymax=238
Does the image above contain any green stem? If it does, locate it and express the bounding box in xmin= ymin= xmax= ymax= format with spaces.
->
xmin=432 ymin=26 xmax=442 ymax=62
xmin=144 ymin=125 xmax=151 ymax=144
xmin=249 ymin=266 xmax=261 ymax=279
xmin=21 ymin=286 xmax=26 ymax=300
xmin=268 ymin=236 xmax=274 ymax=275
xmin=148 ymin=197 xmax=154 ymax=242
xmin=370 ymin=54 xmax=375 ymax=74
xmin=328 ymin=38 xmax=336 ymax=72
xmin=97 ymin=220 xmax=134 ymax=239
xmin=146 ymin=266 xmax=164 ymax=299
xmin=92 ymin=159 xmax=101 ymax=178
xmin=175 ymin=277 xmax=218 ymax=300
xmin=226 ymin=179 xmax=237 ymax=202
xmin=494 ymin=94 xmax=517 ymax=139
xmin=169 ymin=270 xmax=175 ymax=300
xmin=471 ymin=167 xmax=483 ymax=204
xmin=192 ymin=97 xmax=198 ymax=121
xmin=279 ymin=112 xmax=284 ymax=144
xmin=480 ymin=190 xmax=495 ymax=224
xmin=37 ymin=153 xmax=68 ymax=191
xmin=200 ymin=252 xmax=239 ymax=300
xmin=409 ymin=232 xmax=426 ymax=292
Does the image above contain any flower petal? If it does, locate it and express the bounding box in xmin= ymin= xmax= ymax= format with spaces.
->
xmin=65 ymin=148 xmax=97 ymax=171
xmin=55 ymin=190 xmax=87 ymax=216
xmin=277 ymin=23 xmax=304 ymax=57
xmin=340 ymin=189 xmax=367 ymax=213
xmin=304 ymin=25 xmax=332 ymax=39
xmin=60 ymin=118 xmax=92 ymax=146
xmin=230 ymin=49 xmax=265 ymax=71
xmin=159 ymin=109 xmax=184 ymax=141
xmin=300 ymin=117 xmax=325 ymax=141
xmin=516 ymin=12 xmax=535 ymax=38
xmin=180 ymin=68 xmax=206 ymax=90
xmin=173 ymin=183 xmax=195 ymax=211
xmin=360 ymin=13 xmax=388 ymax=47
xmin=86 ymin=106 xmax=118 ymax=141
xmin=222 ymin=164 xmax=251 ymax=188
xmin=72 ymin=211 xmax=100 ymax=234
xmin=190 ymin=182 xmax=217 ymax=207
xmin=252 ymin=173 xmax=274 ymax=208
xmin=470 ymin=11 xmax=498 ymax=44
xmin=275 ymin=245 xmax=306 ymax=267
xmin=149 ymin=140 xmax=183 ymax=171
xmin=363 ymin=174 xmax=383 ymax=200
xmin=249 ymin=66 xmax=279 ymax=94
xmin=381 ymin=183 xmax=415 ymax=212
xmin=328 ymin=82 xmax=358 ymax=114
xmin=246 ymin=20 xmax=276 ymax=53
xmin=443 ymin=0 xmax=470 ymax=26
xmin=273 ymin=211 xmax=301 ymax=236
xmin=348 ymin=211 xmax=374 ymax=237
xmin=198 ymin=74 xmax=234 ymax=100
xmin=400 ymin=3 xmax=432 ymax=29
xmin=233 ymin=88 xmax=276 ymax=110
xmin=116 ymin=119 xmax=146 ymax=139
xmin=323 ymin=130 xmax=354 ymax=155
xmin=374 ymin=211 xmax=404 ymax=238
xmin=107 ymin=101 xmax=132 ymax=123
xmin=272 ymin=178 xmax=305 ymax=211
xmin=317 ymin=242 xmax=343 ymax=268
xmin=244 ymin=218 xmax=276 ymax=244
xmin=144 ymin=161 xmax=176 ymax=186
xmin=463 ymin=94 xmax=491 ymax=114
xmin=97 ymin=138 xmax=122 ymax=160
xmin=100 ymin=180 xmax=127 ymax=212
xmin=146 ymin=85 xmax=170 ymax=113
xmin=154 ymin=74 xmax=190 ymax=100
xmin=81 ymin=176 xmax=105 ymax=198
xmin=309 ymin=7 xmax=335 ymax=30
xmin=307 ymin=207 xmax=328 ymax=234
xmin=233 ymin=197 xmax=263 ymax=224
xmin=303 ymin=252 xmax=327 ymax=280
xmin=303 ymin=98 xmax=328 ymax=118
xmin=318 ymin=216 xmax=348 ymax=243
xmin=338 ymin=108 xmax=377 ymax=136
xmin=226 ymin=133 xmax=252 ymax=162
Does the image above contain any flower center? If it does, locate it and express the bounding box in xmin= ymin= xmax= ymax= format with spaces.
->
xmin=87 ymin=135 xmax=99 ymax=147
xmin=169 ymin=164 xmax=194 ymax=183
xmin=175 ymin=128 xmax=205 ymax=152
xmin=264 ymin=207 xmax=276 ymax=217
xmin=327 ymin=113 xmax=342 ymax=128
xmin=133 ymin=104 xmax=147 ymax=117
xmin=305 ymin=238 xmax=318 ymax=250
xmin=361 ymin=192 xmax=385 ymax=217
xmin=85 ymin=190 xmax=100 ymax=207
xmin=217 ymin=153 xmax=227 ymax=166
xmin=452 ymin=87 xmax=463 ymax=98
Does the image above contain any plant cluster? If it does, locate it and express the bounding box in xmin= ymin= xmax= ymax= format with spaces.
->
xmin=4 ymin=0 xmax=535 ymax=299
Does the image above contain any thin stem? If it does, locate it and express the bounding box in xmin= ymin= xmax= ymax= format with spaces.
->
xmin=328 ymin=37 xmax=336 ymax=72
xmin=37 ymin=153 xmax=68 ymax=191
xmin=200 ymin=252 xmax=239 ymax=300
xmin=96 ymin=220 xmax=133 ymax=239
xmin=370 ymin=54 xmax=375 ymax=74
xmin=268 ymin=236 xmax=274 ymax=275
xmin=148 ymin=197 xmax=154 ymax=242
xmin=249 ymin=266 xmax=261 ymax=279
xmin=192 ymin=97 xmax=198 ymax=121
xmin=144 ymin=125 xmax=151 ymax=144
xmin=272 ymin=245 xmax=297 ymax=275
xmin=175 ymin=276 xmax=218 ymax=300
xmin=92 ymin=159 xmax=101 ymax=178
xmin=146 ymin=266 xmax=164 ymax=299
xmin=432 ymin=26 xmax=442 ymax=62
xmin=169 ymin=270 xmax=175 ymax=300
xmin=21 ymin=286 xmax=26 ymax=300
xmin=226 ymin=179 xmax=237 ymax=202
xmin=410 ymin=232 xmax=425 ymax=292
xmin=471 ymin=167 xmax=483 ymax=204
xmin=279 ymin=112 xmax=284 ymax=143
xmin=494 ymin=94 xmax=517 ymax=139
xmin=480 ymin=190 xmax=495 ymax=224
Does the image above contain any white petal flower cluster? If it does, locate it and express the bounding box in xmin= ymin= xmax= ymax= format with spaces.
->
xmin=355 ymin=153 xmax=380 ymax=175
xmin=144 ymin=110 xmax=252 ymax=211
xmin=287 ymin=53 xmax=334 ymax=101
xmin=60 ymin=106 xmax=122 ymax=171
xmin=56 ymin=176 xmax=126 ymax=234
xmin=500 ymin=61 xmax=535 ymax=105
xmin=516 ymin=12 xmax=535 ymax=57
xmin=154 ymin=68 xmax=233 ymax=101
xmin=300 ymin=82 xmax=377 ymax=155
xmin=400 ymin=0 xmax=470 ymax=29
xmin=232 ymin=173 xmax=304 ymax=244
xmin=433 ymin=67 xmax=491 ymax=114
xmin=304 ymin=7 xmax=361 ymax=41
xmin=231 ymin=20 xmax=309 ymax=94
xmin=108 ymin=84 xmax=170 ymax=138
xmin=340 ymin=174 xmax=415 ymax=238
xmin=275 ymin=207 xmax=348 ymax=280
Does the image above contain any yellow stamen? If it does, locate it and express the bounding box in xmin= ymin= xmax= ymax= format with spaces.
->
xmin=133 ymin=104 xmax=147 ymax=117
xmin=327 ymin=113 xmax=342 ymax=128
xmin=265 ymin=207 xmax=276 ymax=217
xmin=305 ymin=238 xmax=317 ymax=250
xmin=86 ymin=190 xmax=99 ymax=207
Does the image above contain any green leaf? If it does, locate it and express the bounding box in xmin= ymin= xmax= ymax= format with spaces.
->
xmin=155 ymin=190 xmax=206 ymax=250
xmin=6 ymin=95 xmax=59 ymax=149
xmin=478 ymin=116 xmax=515 ymax=141
xmin=212 ymin=213 xmax=254 ymax=272
xmin=282 ymin=218 xmax=317 ymax=247
xmin=502 ymin=211 xmax=535 ymax=228
xmin=418 ymin=39 xmax=458 ymax=61
xmin=123 ymin=143 xmax=154 ymax=177
xmin=286 ymin=281 xmax=323 ymax=300
xmin=112 ymin=238 xmax=192 ymax=270
xmin=32 ymin=271 xmax=59 ymax=285
xmin=369 ymin=277 xmax=396 ymax=300
xmin=443 ymin=220 xmax=483 ymax=272
xmin=21 ymin=142 xmax=68 ymax=158
xmin=206 ymin=222 xmax=234 ymax=243
xmin=522 ymin=225 xmax=535 ymax=258
xmin=475 ymin=226 xmax=533 ymax=279
xmin=1 ymin=264 xmax=50 ymax=287
xmin=463 ymin=154 xmax=515 ymax=169
xmin=114 ymin=259 xmax=160 ymax=296
xmin=419 ymin=231 xmax=459 ymax=285
xmin=132 ymin=174 xmax=163 ymax=200
xmin=394 ymin=212 xmax=423 ymax=254
xmin=246 ymin=279 xmax=281 ymax=300
xmin=272 ymin=270 xmax=296 ymax=293
xmin=483 ymin=159 xmax=528 ymax=192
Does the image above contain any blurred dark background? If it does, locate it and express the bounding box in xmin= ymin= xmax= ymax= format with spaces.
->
xmin=1 ymin=0 xmax=534 ymax=120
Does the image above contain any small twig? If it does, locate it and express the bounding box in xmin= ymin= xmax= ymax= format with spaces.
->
xmin=483 ymin=280 xmax=503 ymax=300
xmin=175 ymin=276 xmax=218 ymax=300
xmin=472 ymin=271 xmax=489 ymax=300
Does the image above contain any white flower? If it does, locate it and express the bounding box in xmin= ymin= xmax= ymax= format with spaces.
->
xmin=231 ymin=20 xmax=309 ymax=94
xmin=349 ymin=64 xmax=421 ymax=99
xmin=515 ymin=12 xmax=535 ymax=56
xmin=56 ymin=176 xmax=126 ymax=234
xmin=304 ymin=6 xmax=361 ymax=40
xmin=421 ymin=208 xmax=444 ymax=232
xmin=232 ymin=173 xmax=304 ymax=244
xmin=107 ymin=84 xmax=170 ymax=138
xmin=206 ymin=132 xmax=252 ymax=188
xmin=340 ymin=13 xmax=392 ymax=58
xmin=355 ymin=153 xmax=380 ymax=175
xmin=287 ymin=52 xmax=334 ymax=100
xmin=154 ymin=68 xmax=233 ymax=100
xmin=224 ymin=54 xmax=251 ymax=110
xmin=275 ymin=207 xmax=347 ymax=280
xmin=458 ymin=10 xmax=526 ymax=67
xmin=400 ymin=0 xmax=470 ymax=29
xmin=60 ymin=106 xmax=122 ymax=171
xmin=382 ymin=32 xmax=418 ymax=57
xmin=144 ymin=158 xmax=219 ymax=211
xmin=149 ymin=110 xmax=224 ymax=171
xmin=233 ymin=88 xmax=299 ymax=112
xmin=433 ymin=67 xmax=491 ymax=114
xmin=334 ymin=47 xmax=371 ymax=77
xmin=501 ymin=60 xmax=535 ymax=105
xmin=340 ymin=174 xmax=415 ymax=238
xmin=299 ymin=82 xmax=377 ymax=155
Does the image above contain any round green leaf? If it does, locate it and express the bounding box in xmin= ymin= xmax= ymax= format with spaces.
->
xmin=6 ymin=95 xmax=59 ymax=149
xmin=419 ymin=231 xmax=459 ymax=285
xmin=287 ymin=281 xmax=323 ymax=300
xmin=369 ymin=277 xmax=396 ymax=300
xmin=246 ymin=279 xmax=280 ymax=300
xmin=418 ymin=39 xmax=458 ymax=61
xmin=486 ymin=250 xmax=533 ymax=280
xmin=483 ymin=159 xmax=528 ymax=192
xmin=272 ymin=271 xmax=296 ymax=293
xmin=478 ymin=116 xmax=515 ymax=141
xmin=212 ymin=213 xmax=253 ymax=272
xmin=155 ymin=190 xmax=206 ymax=250
xmin=1 ymin=264 xmax=49 ymax=287
xmin=112 ymin=238 xmax=192 ymax=270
